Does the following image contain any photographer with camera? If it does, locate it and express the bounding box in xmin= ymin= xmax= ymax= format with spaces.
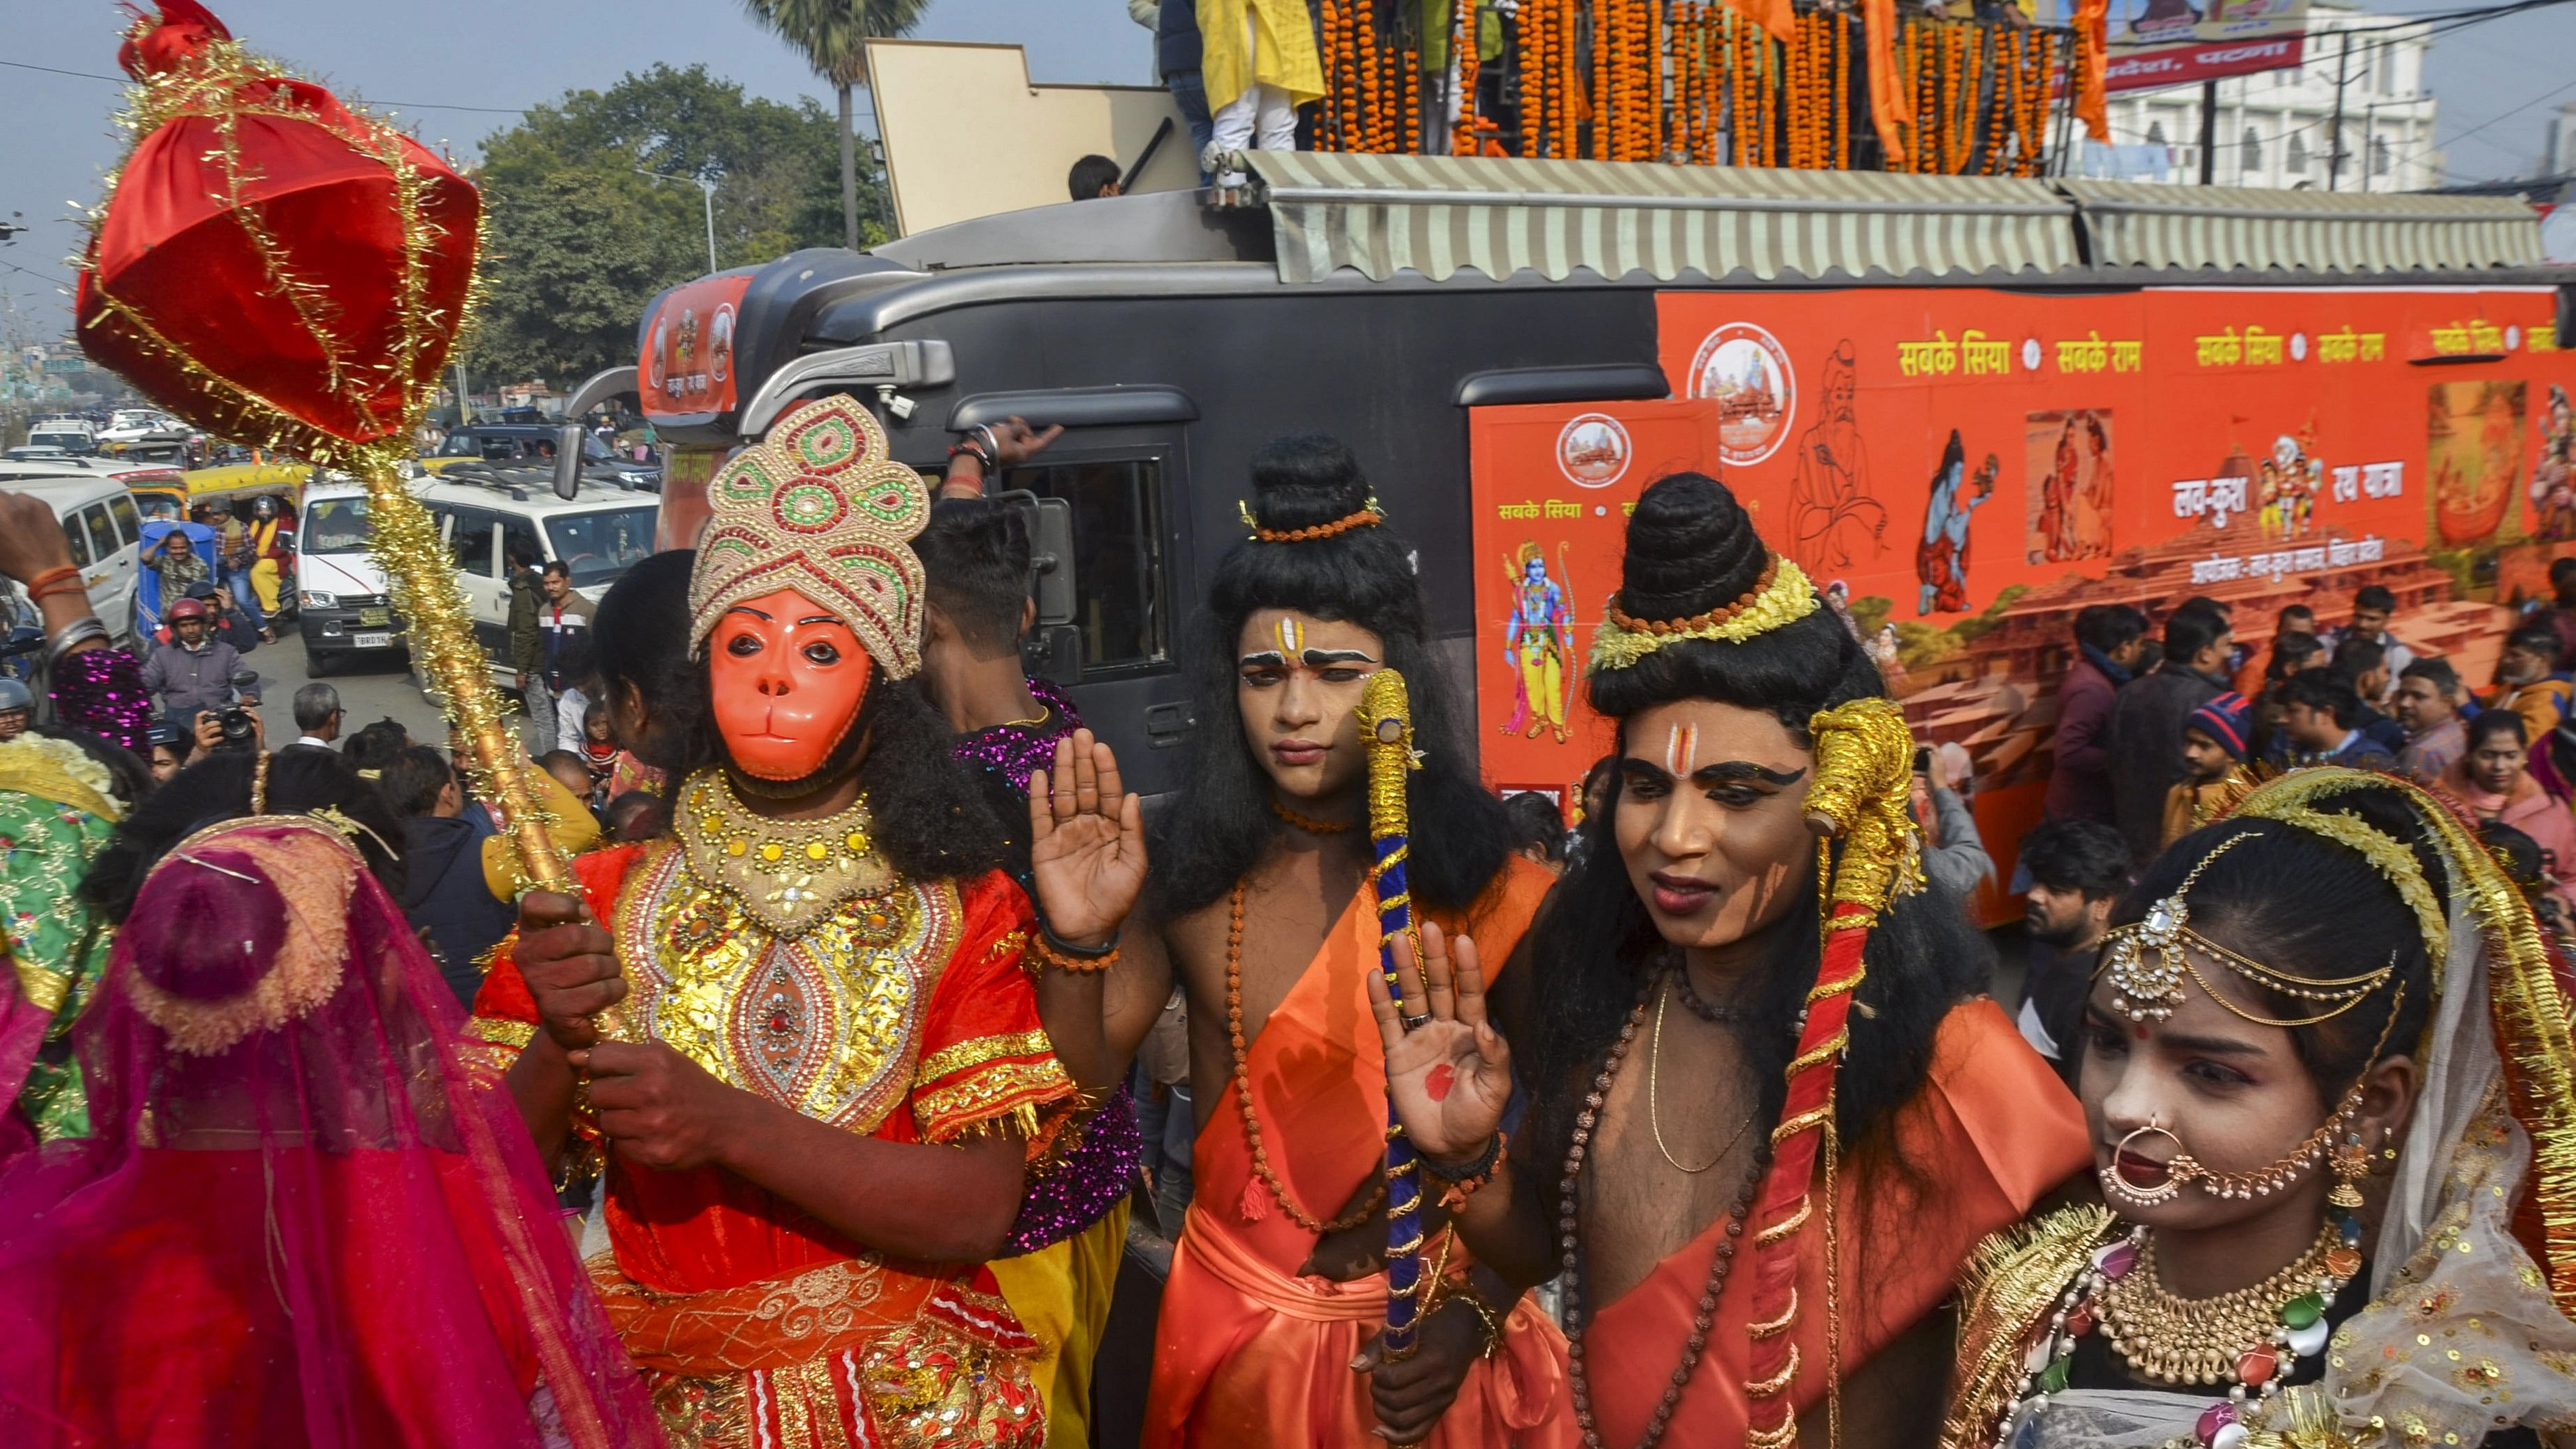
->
xmin=140 ymin=598 xmax=241 ymax=724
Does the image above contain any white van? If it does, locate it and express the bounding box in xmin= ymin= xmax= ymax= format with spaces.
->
xmin=0 ymin=458 xmax=143 ymax=643
xmin=26 ymin=420 xmax=97 ymax=457
xmin=298 ymin=468 xmax=657 ymax=679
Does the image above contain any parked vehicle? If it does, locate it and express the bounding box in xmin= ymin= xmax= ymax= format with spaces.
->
xmin=297 ymin=468 xmax=657 ymax=678
xmin=26 ymin=420 xmax=97 ymax=456
xmin=0 ymin=457 xmax=145 ymax=644
xmin=426 ymin=424 xmax=661 ymax=491
xmin=602 ymin=167 xmax=2576 ymax=923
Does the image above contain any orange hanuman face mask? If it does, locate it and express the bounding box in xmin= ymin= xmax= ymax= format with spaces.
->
xmin=706 ymin=588 xmax=873 ymax=783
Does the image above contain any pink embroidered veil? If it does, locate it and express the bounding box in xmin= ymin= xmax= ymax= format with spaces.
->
xmin=0 ymin=814 xmax=661 ymax=1447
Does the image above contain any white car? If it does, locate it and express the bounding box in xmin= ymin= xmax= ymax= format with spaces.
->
xmin=96 ymin=410 xmax=182 ymax=446
xmin=298 ymin=468 xmax=657 ymax=678
xmin=0 ymin=458 xmax=145 ymax=644
xmin=26 ymin=420 xmax=97 ymax=456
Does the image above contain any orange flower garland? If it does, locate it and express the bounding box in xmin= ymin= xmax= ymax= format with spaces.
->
xmin=1454 ymin=0 xmax=1478 ymax=155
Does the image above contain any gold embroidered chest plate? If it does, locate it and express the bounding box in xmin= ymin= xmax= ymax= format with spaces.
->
xmin=615 ymin=837 xmax=960 ymax=1132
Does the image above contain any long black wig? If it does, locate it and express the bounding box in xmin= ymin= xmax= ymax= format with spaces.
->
xmin=1151 ymin=434 xmax=1513 ymax=916
xmin=1519 ymin=473 xmax=1993 ymax=1205
xmin=590 ymin=548 xmax=1008 ymax=884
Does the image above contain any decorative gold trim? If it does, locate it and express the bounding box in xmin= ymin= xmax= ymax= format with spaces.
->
xmin=914 ymin=1029 xmax=1055 ymax=1088
xmin=1748 ymin=1287 xmax=1800 ymax=1340
xmin=1754 ymin=1193 xmax=1813 ymax=1245
xmin=673 ymin=770 xmax=895 ymax=939
xmin=121 ymin=818 xmax=358 ymax=1055
xmin=1588 ymin=552 xmax=1821 ymax=672
xmin=1937 ymin=1205 xmax=2118 ymax=1449
xmin=1745 ymin=1342 xmax=1803 ymax=1398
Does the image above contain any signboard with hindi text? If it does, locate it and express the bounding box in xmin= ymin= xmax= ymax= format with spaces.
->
xmin=1470 ymin=283 xmax=2575 ymax=914
xmin=2032 ymin=0 xmax=2310 ymax=92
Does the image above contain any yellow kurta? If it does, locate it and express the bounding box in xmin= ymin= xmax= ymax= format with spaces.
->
xmin=1198 ymin=0 xmax=1326 ymax=112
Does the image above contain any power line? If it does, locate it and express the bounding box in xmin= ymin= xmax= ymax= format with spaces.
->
xmin=0 ymin=260 xmax=73 ymax=290
xmin=0 ymin=58 xmax=531 ymax=114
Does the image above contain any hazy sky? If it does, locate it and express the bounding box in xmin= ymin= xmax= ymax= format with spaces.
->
xmin=3 ymin=0 xmax=2569 ymax=343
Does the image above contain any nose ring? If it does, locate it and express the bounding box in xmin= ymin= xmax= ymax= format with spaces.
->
xmin=2099 ymin=1116 xmax=2187 ymax=1206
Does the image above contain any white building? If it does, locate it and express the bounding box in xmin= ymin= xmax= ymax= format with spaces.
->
xmin=2079 ymin=2 xmax=2440 ymax=191
xmin=2537 ymin=101 xmax=2576 ymax=179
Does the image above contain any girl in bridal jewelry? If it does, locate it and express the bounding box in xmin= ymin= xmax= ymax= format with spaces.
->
xmin=1942 ymin=769 xmax=2576 ymax=1449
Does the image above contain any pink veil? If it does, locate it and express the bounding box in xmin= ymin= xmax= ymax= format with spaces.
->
xmin=0 ymin=815 xmax=661 ymax=1447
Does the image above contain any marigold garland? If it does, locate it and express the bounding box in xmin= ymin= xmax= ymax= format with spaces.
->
xmin=1294 ymin=0 xmax=2071 ymax=171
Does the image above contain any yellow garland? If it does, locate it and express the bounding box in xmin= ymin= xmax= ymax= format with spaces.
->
xmin=1586 ymin=553 xmax=1821 ymax=672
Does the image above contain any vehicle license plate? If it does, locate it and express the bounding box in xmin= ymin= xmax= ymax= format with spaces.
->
xmin=358 ymin=607 xmax=391 ymax=626
xmin=353 ymin=632 xmax=392 ymax=648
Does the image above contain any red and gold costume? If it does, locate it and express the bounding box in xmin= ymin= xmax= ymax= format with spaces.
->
xmin=1143 ymin=857 xmax=1578 ymax=1449
xmin=476 ymin=775 xmax=1072 ymax=1447
xmin=476 ymin=395 xmax=1076 ymax=1448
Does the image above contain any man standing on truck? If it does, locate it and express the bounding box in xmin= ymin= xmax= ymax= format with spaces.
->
xmin=1035 ymin=436 xmax=1573 ymax=1449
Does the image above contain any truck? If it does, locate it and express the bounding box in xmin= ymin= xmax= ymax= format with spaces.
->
xmin=570 ymin=155 xmax=2575 ymax=912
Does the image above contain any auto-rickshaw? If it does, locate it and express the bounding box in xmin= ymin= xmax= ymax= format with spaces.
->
xmin=174 ymin=456 xmax=309 ymax=625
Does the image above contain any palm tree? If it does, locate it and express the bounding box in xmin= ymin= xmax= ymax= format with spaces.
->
xmin=738 ymin=0 xmax=929 ymax=249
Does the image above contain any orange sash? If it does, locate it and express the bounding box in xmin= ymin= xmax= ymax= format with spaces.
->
xmin=1143 ymin=858 xmax=1575 ymax=1449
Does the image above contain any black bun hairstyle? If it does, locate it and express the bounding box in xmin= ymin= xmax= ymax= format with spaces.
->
xmin=1588 ymin=472 xmax=1880 ymax=734
xmin=1152 ymin=433 xmax=1513 ymax=918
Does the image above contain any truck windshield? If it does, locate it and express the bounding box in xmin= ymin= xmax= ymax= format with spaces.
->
xmin=544 ymin=506 xmax=656 ymax=588
xmin=302 ymin=496 xmax=372 ymax=554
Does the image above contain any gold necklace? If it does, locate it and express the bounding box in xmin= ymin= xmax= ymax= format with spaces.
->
xmin=2096 ymin=1220 xmax=2338 ymax=1385
xmin=675 ymin=770 xmax=893 ymax=938
xmin=1649 ymin=974 xmax=1754 ymax=1175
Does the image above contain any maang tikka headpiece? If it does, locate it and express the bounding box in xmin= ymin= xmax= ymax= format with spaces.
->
xmin=2096 ymin=831 xmax=2399 ymax=1028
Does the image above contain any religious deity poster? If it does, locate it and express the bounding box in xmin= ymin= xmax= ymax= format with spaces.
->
xmin=1468 ymin=284 xmax=2576 ymax=911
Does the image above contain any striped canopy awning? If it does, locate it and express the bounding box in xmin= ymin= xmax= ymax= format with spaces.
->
xmin=1243 ymin=152 xmax=2079 ymax=284
xmin=2059 ymin=180 xmax=2544 ymax=273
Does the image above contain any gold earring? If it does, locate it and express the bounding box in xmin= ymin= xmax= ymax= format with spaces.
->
xmin=2328 ymin=1131 xmax=2369 ymax=1210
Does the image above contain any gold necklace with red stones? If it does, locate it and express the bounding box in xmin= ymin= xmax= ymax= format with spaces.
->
xmin=1561 ymin=974 xmax=1769 ymax=1448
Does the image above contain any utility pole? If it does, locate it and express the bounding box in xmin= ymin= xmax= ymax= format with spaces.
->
xmin=2199 ymin=79 xmax=2220 ymax=184
xmin=2327 ymin=29 xmax=2352 ymax=192
xmin=634 ymin=168 xmax=720 ymax=275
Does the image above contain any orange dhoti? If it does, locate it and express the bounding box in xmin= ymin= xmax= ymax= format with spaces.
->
xmin=1143 ymin=859 xmax=1577 ymax=1449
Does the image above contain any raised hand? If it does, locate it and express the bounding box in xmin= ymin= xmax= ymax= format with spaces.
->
xmin=1027 ymin=729 xmax=1147 ymax=948
xmin=1366 ymin=920 xmax=1512 ymax=1165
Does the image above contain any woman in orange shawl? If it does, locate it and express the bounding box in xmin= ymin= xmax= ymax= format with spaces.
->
xmin=1378 ymin=473 xmax=2089 ymax=1447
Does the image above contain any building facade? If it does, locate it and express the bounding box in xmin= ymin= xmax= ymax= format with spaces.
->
xmin=2078 ymin=2 xmax=2441 ymax=191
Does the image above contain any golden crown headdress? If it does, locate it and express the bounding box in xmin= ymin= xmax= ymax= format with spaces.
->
xmin=688 ymin=396 xmax=932 ymax=676
xmin=1586 ymin=551 xmax=1821 ymax=672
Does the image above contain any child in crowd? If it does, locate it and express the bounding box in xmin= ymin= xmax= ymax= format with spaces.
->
xmin=575 ymin=701 xmax=618 ymax=804
xmin=2161 ymin=690 xmax=2254 ymax=846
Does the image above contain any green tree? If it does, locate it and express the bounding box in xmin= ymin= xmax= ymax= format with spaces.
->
xmin=472 ymin=172 xmax=698 ymax=386
xmin=738 ymin=0 xmax=929 ymax=249
xmin=469 ymin=64 xmax=889 ymax=387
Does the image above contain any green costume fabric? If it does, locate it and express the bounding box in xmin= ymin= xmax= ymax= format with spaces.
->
xmin=0 ymin=739 xmax=122 ymax=1144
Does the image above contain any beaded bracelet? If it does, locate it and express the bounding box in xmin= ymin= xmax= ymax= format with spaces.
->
xmin=1420 ymin=1129 xmax=1504 ymax=1183
xmin=1026 ymin=925 xmax=1120 ymax=974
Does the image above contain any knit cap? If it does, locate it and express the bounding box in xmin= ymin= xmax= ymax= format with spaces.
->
xmin=2185 ymin=690 xmax=2252 ymax=761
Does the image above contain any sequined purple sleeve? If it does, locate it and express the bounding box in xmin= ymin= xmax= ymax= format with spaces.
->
xmin=48 ymin=647 xmax=153 ymax=756
xmin=1002 ymin=1080 xmax=1141 ymax=1256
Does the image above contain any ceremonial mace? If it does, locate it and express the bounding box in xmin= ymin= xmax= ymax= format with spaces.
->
xmin=73 ymin=8 xmax=576 ymax=904
xmin=1359 ymin=670 xmax=1428 ymax=1359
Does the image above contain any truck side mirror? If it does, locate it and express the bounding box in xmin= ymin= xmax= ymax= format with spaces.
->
xmin=552 ymin=424 xmax=584 ymax=501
